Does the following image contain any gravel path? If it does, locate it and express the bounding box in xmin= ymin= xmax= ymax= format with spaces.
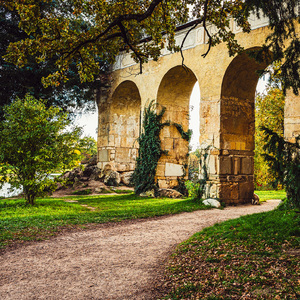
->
xmin=0 ymin=200 xmax=280 ymax=300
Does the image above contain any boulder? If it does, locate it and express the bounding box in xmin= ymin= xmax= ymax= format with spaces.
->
xmin=157 ymin=188 xmax=183 ymax=199
xmin=104 ymin=171 xmax=121 ymax=186
xmin=95 ymin=187 xmax=104 ymax=193
xmin=87 ymin=155 xmax=97 ymax=166
xmin=203 ymin=198 xmax=221 ymax=208
xmin=121 ymin=171 xmax=134 ymax=186
xmin=140 ymin=190 xmax=155 ymax=197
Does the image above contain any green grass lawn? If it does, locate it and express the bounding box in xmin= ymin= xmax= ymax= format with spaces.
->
xmin=0 ymin=190 xmax=286 ymax=251
xmin=161 ymin=208 xmax=300 ymax=299
xmin=255 ymin=190 xmax=286 ymax=201
xmin=0 ymin=193 xmax=208 ymax=250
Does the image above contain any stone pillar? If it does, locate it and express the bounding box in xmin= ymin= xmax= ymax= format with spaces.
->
xmin=218 ymin=97 xmax=255 ymax=204
xmin=284 ymin=90 xmax=300 ymax=141
xmin=96 ymin=86 xmax=115 ymax=171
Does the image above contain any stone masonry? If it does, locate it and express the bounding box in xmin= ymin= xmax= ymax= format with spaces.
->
xmin=96 ymin=15 xmax=300 ymax=204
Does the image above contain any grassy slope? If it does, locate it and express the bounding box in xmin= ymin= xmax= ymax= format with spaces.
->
xmin=0 ymin=193 xmax=208 ymax=249
xmin=255 ymin=190 xmax=286 ymax=201
xmin=161 ymin=208 xmax=300 ymax=299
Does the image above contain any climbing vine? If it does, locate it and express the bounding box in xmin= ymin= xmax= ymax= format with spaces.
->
xmin=131 ymin=101 xmax=170 ymax=195
xmin=172 ymin=123 xmax=192 ymax=142
xmin=132 ymin=101 xmax=195 ymax=196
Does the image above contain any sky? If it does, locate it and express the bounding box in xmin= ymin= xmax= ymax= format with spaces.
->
xmin=76 ymin=76 xmax=268 ymax=150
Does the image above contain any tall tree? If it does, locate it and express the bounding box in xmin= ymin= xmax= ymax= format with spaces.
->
xmin=0 ymin=5 xmax=110 ymax=119
xmin=0 ymin=95 xmax=83 ymax=205
xmin=1 ymin=1 xmax=299 ymax=94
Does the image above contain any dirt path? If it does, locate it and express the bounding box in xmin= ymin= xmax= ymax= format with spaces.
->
xmin=0 ymin=200 xmax=280 ymax=300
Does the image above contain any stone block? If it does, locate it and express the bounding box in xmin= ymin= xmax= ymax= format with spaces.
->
xmin=108 ymin=135 xmax=115 ymax=146
xmin=162 ymin=137 xmax=174 ymax=151
xmin=219 ymin=182 xmax=239 ymax=201
xmin=157 ymin=179 xmax=169 ymax=189
xmin=203 ymin=198 xmax=221 ymax=208
xmin=129 ymin=163 xmax=136 ymax=170
xmin=162 ymin=126 xmax=171 ymax=138
xmin=241 ymin=157 xmax=253 ymax=174
xmin=239 ymin=181 xmax=254 ymax=202
xmin=98 ymin=149 xmax=109 ymax=162
xmin=116 ymin=164 xmax=127 ymax=172
xmin=115 ymin=148 xmax=131 ymax=163
xmin=219 ymin=156 xmax=232 ymax=175
xmin=165 ymin=163 xmax=184 ymax=177
xmin=170 ymin=126 xmax=182 ymax=138
xmin=156 ymin=164 xmax=165 ymax=177
xmin=208 ymin=155 xmax=217 ymax=175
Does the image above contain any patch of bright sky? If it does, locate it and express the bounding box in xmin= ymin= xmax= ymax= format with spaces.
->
xmin=76 ymin=76 xmax=269 ymax=150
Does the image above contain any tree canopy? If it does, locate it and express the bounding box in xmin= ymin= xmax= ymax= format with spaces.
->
xmin=0 ymin=5 xmax=111 ymax=119
xmin=1 ymin=0 xmax=299 ymax=94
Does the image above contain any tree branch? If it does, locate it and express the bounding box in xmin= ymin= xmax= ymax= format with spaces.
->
xmin=63 ymin=0 xmax=164 ymax=60
xmin=202 ymin=0 xmax=212 ymax=58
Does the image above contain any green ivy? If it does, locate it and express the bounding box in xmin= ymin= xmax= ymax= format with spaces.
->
xmin=172 ymin=123 xmax=192 ymax=141
xmin=131 ymin=101 xmax=170 ymax=195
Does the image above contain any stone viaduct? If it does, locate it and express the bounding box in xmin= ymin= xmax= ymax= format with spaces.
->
xmin=96 ymin=13 xmax=300 ymax=205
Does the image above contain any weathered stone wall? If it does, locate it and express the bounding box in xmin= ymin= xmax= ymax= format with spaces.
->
xmin=156 ymin=66 xmax=197 ymax=188
xmin=96 ymin=21 xmax=300 ymax=204
xmin=285 ymin=90 xmax=300 ymax=141
xmin=97 ymin=81 xmax=141 ymax=175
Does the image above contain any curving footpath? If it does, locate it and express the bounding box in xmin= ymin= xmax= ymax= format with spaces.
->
xmin=0 ymin=200 xmax=280 ymax=300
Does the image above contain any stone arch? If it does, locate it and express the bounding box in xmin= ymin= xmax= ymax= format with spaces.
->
xmin=219 ymin=47 xmax=271 ymax=204
xmin=156 ymin=65 xmax=199 ymax=188
xmin=98 ymin=80 xmax=141 ymax=173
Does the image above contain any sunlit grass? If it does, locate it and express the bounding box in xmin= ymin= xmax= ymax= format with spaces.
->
xmin=0 ymin=193 xmax=208 ymax=249
xmin=255 ymin=190 xmax=286 ymax=201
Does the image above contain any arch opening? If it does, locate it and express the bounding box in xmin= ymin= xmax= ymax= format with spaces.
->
xmin=156 ymin=65 xmax=199 ymax=188
xmin=98 ymin=80 xmax=141 ymax=173
xmin=219 ymin=47 xmax=272 ymax=204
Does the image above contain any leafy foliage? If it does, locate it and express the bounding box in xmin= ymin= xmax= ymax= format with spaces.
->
xmin=78 ymin=136 xmax=97 ymax=162
xmin=262 ymin=127 xmax=300 ymax=209
xmin=172 ymin=123 xmax=192 ymax=142
xmin=254 ymin=83 xmax=285 ymax=189
xmin=0 ymin=5 xmax=110 ymax=119
xmin=2 ymin=1 xmax=299 ymax=93
xmin=0 ymin=95 xmax=82 ymax=205
xmin=186 ymin=145 xmax=214 ymax=200
xmin=131 ymin=101 xmax=170 ymax=195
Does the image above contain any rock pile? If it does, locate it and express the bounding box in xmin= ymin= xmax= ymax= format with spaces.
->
xmin=55 ymin=155 xmax=134 ymax=195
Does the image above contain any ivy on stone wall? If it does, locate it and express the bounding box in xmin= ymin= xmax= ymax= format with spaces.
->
xmin=172 ymin=123 xmax=192 ymax=142
xmin=132 ymin=101 xmax=195 ymax=195
xmin=131 ymin=101 xmax=170 ymax=195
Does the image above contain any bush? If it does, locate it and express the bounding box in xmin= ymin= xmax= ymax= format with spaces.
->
xmin=185 ymin=180 xmax=205 ymax=200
